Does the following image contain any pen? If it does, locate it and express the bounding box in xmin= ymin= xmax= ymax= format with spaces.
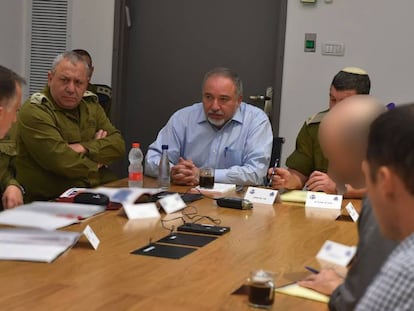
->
xmin=267 ymin=158 xmax=279 ymax=187
xmin=305 ymin=266 xmax=320 ymax=274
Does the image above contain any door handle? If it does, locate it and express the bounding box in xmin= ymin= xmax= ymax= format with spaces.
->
xmin=249 ymin=95 xmax=271 ymax=101
xmin=125 ymin=5 xmax=132 ymax=28
xmin=249 ymin=87 xmax=273 ymax=121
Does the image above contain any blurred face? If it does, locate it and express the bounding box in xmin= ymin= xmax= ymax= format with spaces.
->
xmin=0 ymin=82 xmax=21 ymax=139
xmin=320 ymin=127 xmax=364 ymax=188
xmin=362 ymin=160 xmax=400 ymax=240
xmin=48 ymin=58 xmax=89 ymax=110
xmin=202 ymin=75 xmax=242 ymax=128
xmin=329 ymin=86 xmax=357 ymax=109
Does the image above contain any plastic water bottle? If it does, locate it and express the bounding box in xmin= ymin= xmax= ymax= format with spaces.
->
xmin=128 ymin=142 xmax=143 ymax=188
xmin=158 ymin=145 xmax=170 ymax=189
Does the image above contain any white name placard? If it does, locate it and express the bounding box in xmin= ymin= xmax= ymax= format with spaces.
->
xmin=83 ymin=225 xmax=100 ymax=250
xmin=305 ymin=191 xmax=343 ymax=209
xmin=124 ymin=203 xmax=161 ymax=220
xmin=244 ymin=187 xmax=279 ymax=205
xmin=158 ymin=193 xmax=186 ymax=214
xmin=345 ymin=202 xmax=359 ymax=222
xmin=316 ymin=240 xmax=357 ymax=267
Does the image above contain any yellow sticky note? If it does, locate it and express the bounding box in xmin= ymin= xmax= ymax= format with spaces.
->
xmin=275 ymin=283 xmax=329 ymax=303
xmin=280 ymin=190 xmax=308 ymax=203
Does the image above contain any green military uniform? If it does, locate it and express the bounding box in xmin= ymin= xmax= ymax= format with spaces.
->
xmin=0 ymin=124 xmax=22 ymax=209
xmin=285 ymin=110 xmax=329 ymax=177
xmin=16 ymin=86 xmax=125 ymax=202
xmin=88 ymin=83 xmax=112 ymax=118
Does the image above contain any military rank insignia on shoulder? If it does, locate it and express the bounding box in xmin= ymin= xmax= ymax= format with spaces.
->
xmin=306 ymin=111 xmax=328 ymax=126
xmin=83 ymin=90 xmax=99 ymax=103
xmin=96 ymin=85 xmax=112 ymax=98
xmin=30 ymin=93 xmax=48 ymax=105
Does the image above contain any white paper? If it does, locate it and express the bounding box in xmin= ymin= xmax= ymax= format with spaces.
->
xmin=83 ymin=225 xmax=100 ymax=250
xmin=91 ymin=187 xmax=161 ymax=204
xmin=244 ymin=187 xmax=278 ymax=205
xmin=23 ymin=201 xmax=106 ymax=219
xmin=123 ymin=203 xmax=161 ymax=219
xmin=158 ymin=193 xmax=186 ymax=214
xmin=59 ymin=187 xmax=88 ymax=198
xmin=0 ymin=210 xmax=79 ymax=230
xmin=345 ymin=202 xmax=359 ymax=222
xmin=305 ymin=191 xmax=343 ymax=209
xmin=194 ymin=183 xmax=236 ymax=194
xmin=0 ymin=228 xmax=80 ymax=263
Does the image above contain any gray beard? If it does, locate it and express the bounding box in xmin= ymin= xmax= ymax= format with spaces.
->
xmin=207 ymin=117 xmax=226 ymax=128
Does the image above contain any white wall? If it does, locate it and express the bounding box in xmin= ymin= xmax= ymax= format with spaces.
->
xmin=0 ymin=0 xmax=114 ymax=91
xmin=0 ymin=0 xmax=27 ymax=81
xmin=280 ymin=0 xmax=414 ymax=164
xmin=69 ymin=0 xmax=115 ymax=85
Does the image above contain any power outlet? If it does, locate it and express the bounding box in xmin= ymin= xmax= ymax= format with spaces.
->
xmin=322 ymin=42 xmax=345 ymax=56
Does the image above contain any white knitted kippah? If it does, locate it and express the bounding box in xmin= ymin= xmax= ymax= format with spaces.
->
xmin=341 ymin=67 xmax=368 ymax=75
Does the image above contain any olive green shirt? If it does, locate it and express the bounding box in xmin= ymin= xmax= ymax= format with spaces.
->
xmin=0 ymin=124 xmax=21 ymax=192
xmin=16 ymin=86 xmax=125 ymax=202
xmin=285 ymin=110 xmax=329 ymax=177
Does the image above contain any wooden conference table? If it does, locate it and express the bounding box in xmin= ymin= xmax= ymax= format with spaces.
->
xmin=0 ymin=178 xmax=360 ymax=310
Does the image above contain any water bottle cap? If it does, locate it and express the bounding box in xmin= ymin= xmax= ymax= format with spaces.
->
xmin=161 ymin=144 xmax=169 ymax=150
xmin=132 ymin=142 xmax=140 ymax=148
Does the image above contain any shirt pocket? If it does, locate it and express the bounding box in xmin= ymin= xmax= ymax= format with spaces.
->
xmin=224 ymin=148 xmax=243 ymax=167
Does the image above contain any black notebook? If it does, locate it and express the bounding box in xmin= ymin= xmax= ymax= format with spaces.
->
xmin=131 ymin=243 xmax=197 ymax=259
xmin=157 ymin=232 xmax=217 ymax=247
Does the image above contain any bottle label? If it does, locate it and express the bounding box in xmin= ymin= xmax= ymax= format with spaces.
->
xmin=129 ymin=172 xmax=143 ymax=181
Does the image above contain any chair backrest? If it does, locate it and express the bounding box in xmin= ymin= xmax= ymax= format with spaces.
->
xmin=270 ymin=137 xmax=285 ymax=168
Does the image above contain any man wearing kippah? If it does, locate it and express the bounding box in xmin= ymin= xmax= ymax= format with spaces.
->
xmin=270 ymin=67 xmax=370 ymax=198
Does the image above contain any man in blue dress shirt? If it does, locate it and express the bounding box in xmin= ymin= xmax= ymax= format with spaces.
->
xmin=145 ymin=67 xmax=273 ymax=186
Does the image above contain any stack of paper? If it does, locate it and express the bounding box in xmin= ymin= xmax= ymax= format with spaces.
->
xmin=0 ymin=228 xmax=80 ymax=263
xmin=0 ymin=201 xmax=106 ymax=230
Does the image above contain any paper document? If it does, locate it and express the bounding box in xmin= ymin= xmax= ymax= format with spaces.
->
xmin=0 ymin=210 xmax=79 ymax=230
xmin=193 ymin=183 xmax=236 ymax=197
xmin=275 ymin=283 xmax=329 ymax=303
xmin=0 ymin=201 xmax=106 ymax=230
xmin=0 ymin=228 xmax=80 ymax=263
xmin=92 ymin=187 xmax=162 ymax=204
xmin=22 ymin=201 xmax=106 ymax=219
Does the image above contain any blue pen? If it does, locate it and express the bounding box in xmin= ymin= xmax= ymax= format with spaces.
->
xmin=267 ymin=158 xmax=279 ymax=187
xmin=224 ymin=147 xmax=228 ymax=158
xmin=305 ymin=266 xmax=320 ymax=274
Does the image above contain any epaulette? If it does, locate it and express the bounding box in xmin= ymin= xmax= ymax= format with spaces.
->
xmin=305 ymin=111 xmax=328 ymax=126
xmin=82 ymin=90 xmax=99 ymax=103
xmin=30 ymin=93 xmax=48 ymax=105
xmin=96 ymin=85 xmax=112 ymax=98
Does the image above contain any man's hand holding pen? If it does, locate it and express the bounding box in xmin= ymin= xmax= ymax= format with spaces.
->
xmin=268 ymin=167 xmax=291 ymax=189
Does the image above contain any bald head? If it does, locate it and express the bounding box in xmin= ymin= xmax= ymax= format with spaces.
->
xmin=319 ymin=95 xmax=385 ymax=188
